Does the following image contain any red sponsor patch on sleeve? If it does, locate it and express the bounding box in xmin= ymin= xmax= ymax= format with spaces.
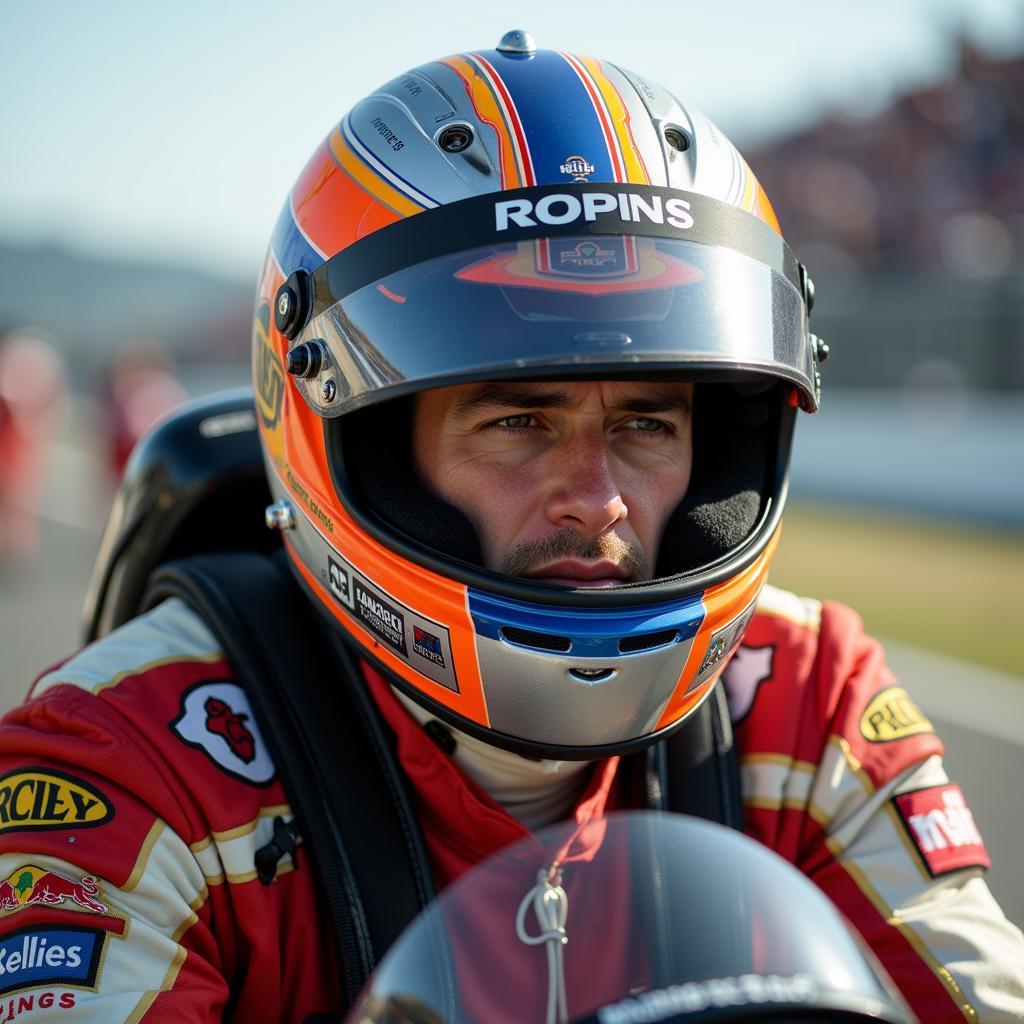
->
xmin=894 ymin=784 xmax=991 ymax=877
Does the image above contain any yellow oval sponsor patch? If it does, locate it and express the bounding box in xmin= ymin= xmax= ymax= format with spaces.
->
xmin=859 ymin=686 xmax=933 ymax=743
xmin=0 ymin=768 xmax=113 ymax=832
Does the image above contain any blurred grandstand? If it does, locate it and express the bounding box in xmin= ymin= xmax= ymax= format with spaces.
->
xmin=749 ymin=35 xmax=1024 ymax=391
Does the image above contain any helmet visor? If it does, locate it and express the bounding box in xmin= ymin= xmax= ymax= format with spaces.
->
xmin=290 ymin=233 xmax=814 ymax=417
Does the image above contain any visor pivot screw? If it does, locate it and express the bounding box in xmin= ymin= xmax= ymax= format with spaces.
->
xmin=264 ymin=499 xmax=296 ymax=532
xmin=497 ymin=29 xmax=536 ymax=55
xmin=663 ymin=126 xmax=690 ymax=152
xmin=813 ymin=334 xmax=830 ymax=363
xmin=321 ymin=378 xmax=337 ymax=404
xmin=274 ymin=269 xmax=311 ymax=340
xmin=799 ymin=264 xmax=816 ymax=314
xmin=286 ymin=341 xmax=323 ymax=379
xmin=438 ymin=124 xmax=473 ymax=153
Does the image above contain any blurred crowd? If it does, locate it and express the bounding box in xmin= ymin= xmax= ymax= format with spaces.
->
xmin=750 ymin=37 xmax=1024 ymax=284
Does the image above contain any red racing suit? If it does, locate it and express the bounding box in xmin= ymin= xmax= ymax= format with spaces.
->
xmin=0 ymin=584 xmax=1021 ymax=1022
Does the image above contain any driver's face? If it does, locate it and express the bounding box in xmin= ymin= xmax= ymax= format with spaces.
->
xmin=413 ymin=380 xmax=694 ymax=586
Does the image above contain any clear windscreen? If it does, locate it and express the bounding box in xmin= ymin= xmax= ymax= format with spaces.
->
xmin=292 ymin=237 xmax=815 ymax=417
xmin=347 ymin=811 xmax=913 ymax=1024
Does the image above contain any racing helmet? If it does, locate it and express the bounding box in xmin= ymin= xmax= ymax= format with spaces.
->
xmin=252 ymin=32 xmax=822 ymax=761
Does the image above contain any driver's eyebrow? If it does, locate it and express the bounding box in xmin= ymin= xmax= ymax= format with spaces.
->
xmin=450 ymin=384 xmax=576 ymax=419
xmin=450 ymin=384 xmax=692 ymax=420
xmin=613 ymin=393 xmax=692 ymax=417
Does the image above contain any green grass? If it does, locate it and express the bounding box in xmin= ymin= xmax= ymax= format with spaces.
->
xmin=769 ymin=501 xmax=1024 ymax=677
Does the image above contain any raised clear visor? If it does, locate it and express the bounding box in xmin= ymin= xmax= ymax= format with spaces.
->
xmin=291 ymin=236 xmax=816 ymax=419
xmin=347 ymin=811 xmax=914 ymax=1024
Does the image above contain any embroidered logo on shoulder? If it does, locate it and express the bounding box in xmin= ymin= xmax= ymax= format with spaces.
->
xmin=859 ymin=686 xmax=933 ymax=743
xmin=895 ymin=784 xmax=991 ymax=877
xmin=171 ymin=682 xmax=275 ymax=785
xmin=722 ymin=645 xmax=775 ymax=723
xmin=0 ymin=923 xmax=106 ymax=997
xmin=0 ymin=865 xmax=106 ymax=917
xmin=0 ymin=769 xmax=113 ymax=834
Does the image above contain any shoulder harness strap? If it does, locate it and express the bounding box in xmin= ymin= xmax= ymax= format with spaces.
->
xmin=142 ymin=551 xmax=434 ymax=1010
xmin=651 ymin=681 xmax=744 ymax=829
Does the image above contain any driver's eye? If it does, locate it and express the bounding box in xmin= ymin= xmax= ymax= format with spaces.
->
xmin=496 ymin=414 xmax=532 ymax=429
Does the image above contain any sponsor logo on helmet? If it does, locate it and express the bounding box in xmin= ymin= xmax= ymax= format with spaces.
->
xmin=536 ymin=237 xmax=640 ymax=280
xmin=0 ymin=770 xmax=112 ymax=834
xmin=689 ymin=601 xmax=758 ymax=692
xmin=413 ymin=627 xmax=445 ymax=668
xmin=370 ymin=115 xmax=405 ymax=154
xmin=894 ymin=784 xmax=990 ymax=876
xmin=254 ymin=305 xmax=284 ymax=431
xmin=323 ymin=550 xmax=460 ymax=692
xmin=355 ymin=581 xmax=408 ymax=656
xmin=171 ymin=682 xmax=276 ymax=785
xmin=328 ymin=557 xmax=354 ymax=609
xmin=495 ymin=192 xmax=694 ymax=232
xmin=559 ymin=155 xmax=596 ymax=182
xmin=0 ymin=924 xmax=105 ymax=998
xmin=0 ymin=865 xmax=106 ymax=917
xmin=558 ymin=239 xmax=616 ymax=268
xmin=859 ymin=686 xmax=933 ymax=743
xmin=285 ymin=463 xmax=335 ymax=535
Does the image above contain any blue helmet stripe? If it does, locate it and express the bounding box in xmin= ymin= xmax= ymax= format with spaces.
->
xmin=468 ymin=588 xmax=706 ymax=659
xmin=270 ymin=199 xmax=325 ymax=276
xmin=480 ymin=49 xmax=616 ymax=186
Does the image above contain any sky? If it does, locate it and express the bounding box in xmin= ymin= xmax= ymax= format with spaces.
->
xmin=2 ymin=0 xmax=1023 ymax=280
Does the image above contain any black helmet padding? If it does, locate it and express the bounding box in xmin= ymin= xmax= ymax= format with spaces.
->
xmin=341 ymin=384 xmax=772 ymax=579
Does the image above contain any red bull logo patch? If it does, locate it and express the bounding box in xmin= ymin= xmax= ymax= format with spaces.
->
xmin=171 ymin=682 xmax=275 ymax=785
xmin=0 ymin=865 xmax=106 ymax=917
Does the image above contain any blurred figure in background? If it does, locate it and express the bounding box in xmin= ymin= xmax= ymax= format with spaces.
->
xmin=0 ymin=329 xmax=67 ymax=568
xmin=99 ymin=337 xmax=189 ymax=484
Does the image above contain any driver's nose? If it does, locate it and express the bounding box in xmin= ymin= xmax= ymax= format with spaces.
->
xmin=543 ymin=433 xmax=627 ymax=540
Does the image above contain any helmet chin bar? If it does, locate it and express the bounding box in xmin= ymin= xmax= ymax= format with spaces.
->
xmin=303 ymin=572 xmax=727 ymax=762
xmin=386 ymin=660 xmax=724 ymax=762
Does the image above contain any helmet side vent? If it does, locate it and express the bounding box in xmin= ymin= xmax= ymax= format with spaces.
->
xmin=618 ymin=629 xmax=679 ymax=654
xmin=500 ymin=627 xmax=572 ymax=653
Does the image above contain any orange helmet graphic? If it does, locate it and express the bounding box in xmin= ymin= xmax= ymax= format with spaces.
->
xmin=252 ymin=33 xmax=821 ymax=759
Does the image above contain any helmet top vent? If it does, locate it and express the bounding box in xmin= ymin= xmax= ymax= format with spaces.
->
xmin=497 ymin=30 xmax=537 ymax=56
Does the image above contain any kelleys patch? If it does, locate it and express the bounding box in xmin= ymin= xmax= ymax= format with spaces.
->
xmin=171 ymin=682 xmax=275 ymax=785
xmin=0 ymin=865 xmax=107 ymax=917
xmin=0 ymin=769 xmax=112 ymax=834
xmin=894 ymin=784 xmax=991 ymax=877
xmin=859 ymin=686 xmax=933 ymax=743
xmin=0 ymin=924 xmax=106 ymax=996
